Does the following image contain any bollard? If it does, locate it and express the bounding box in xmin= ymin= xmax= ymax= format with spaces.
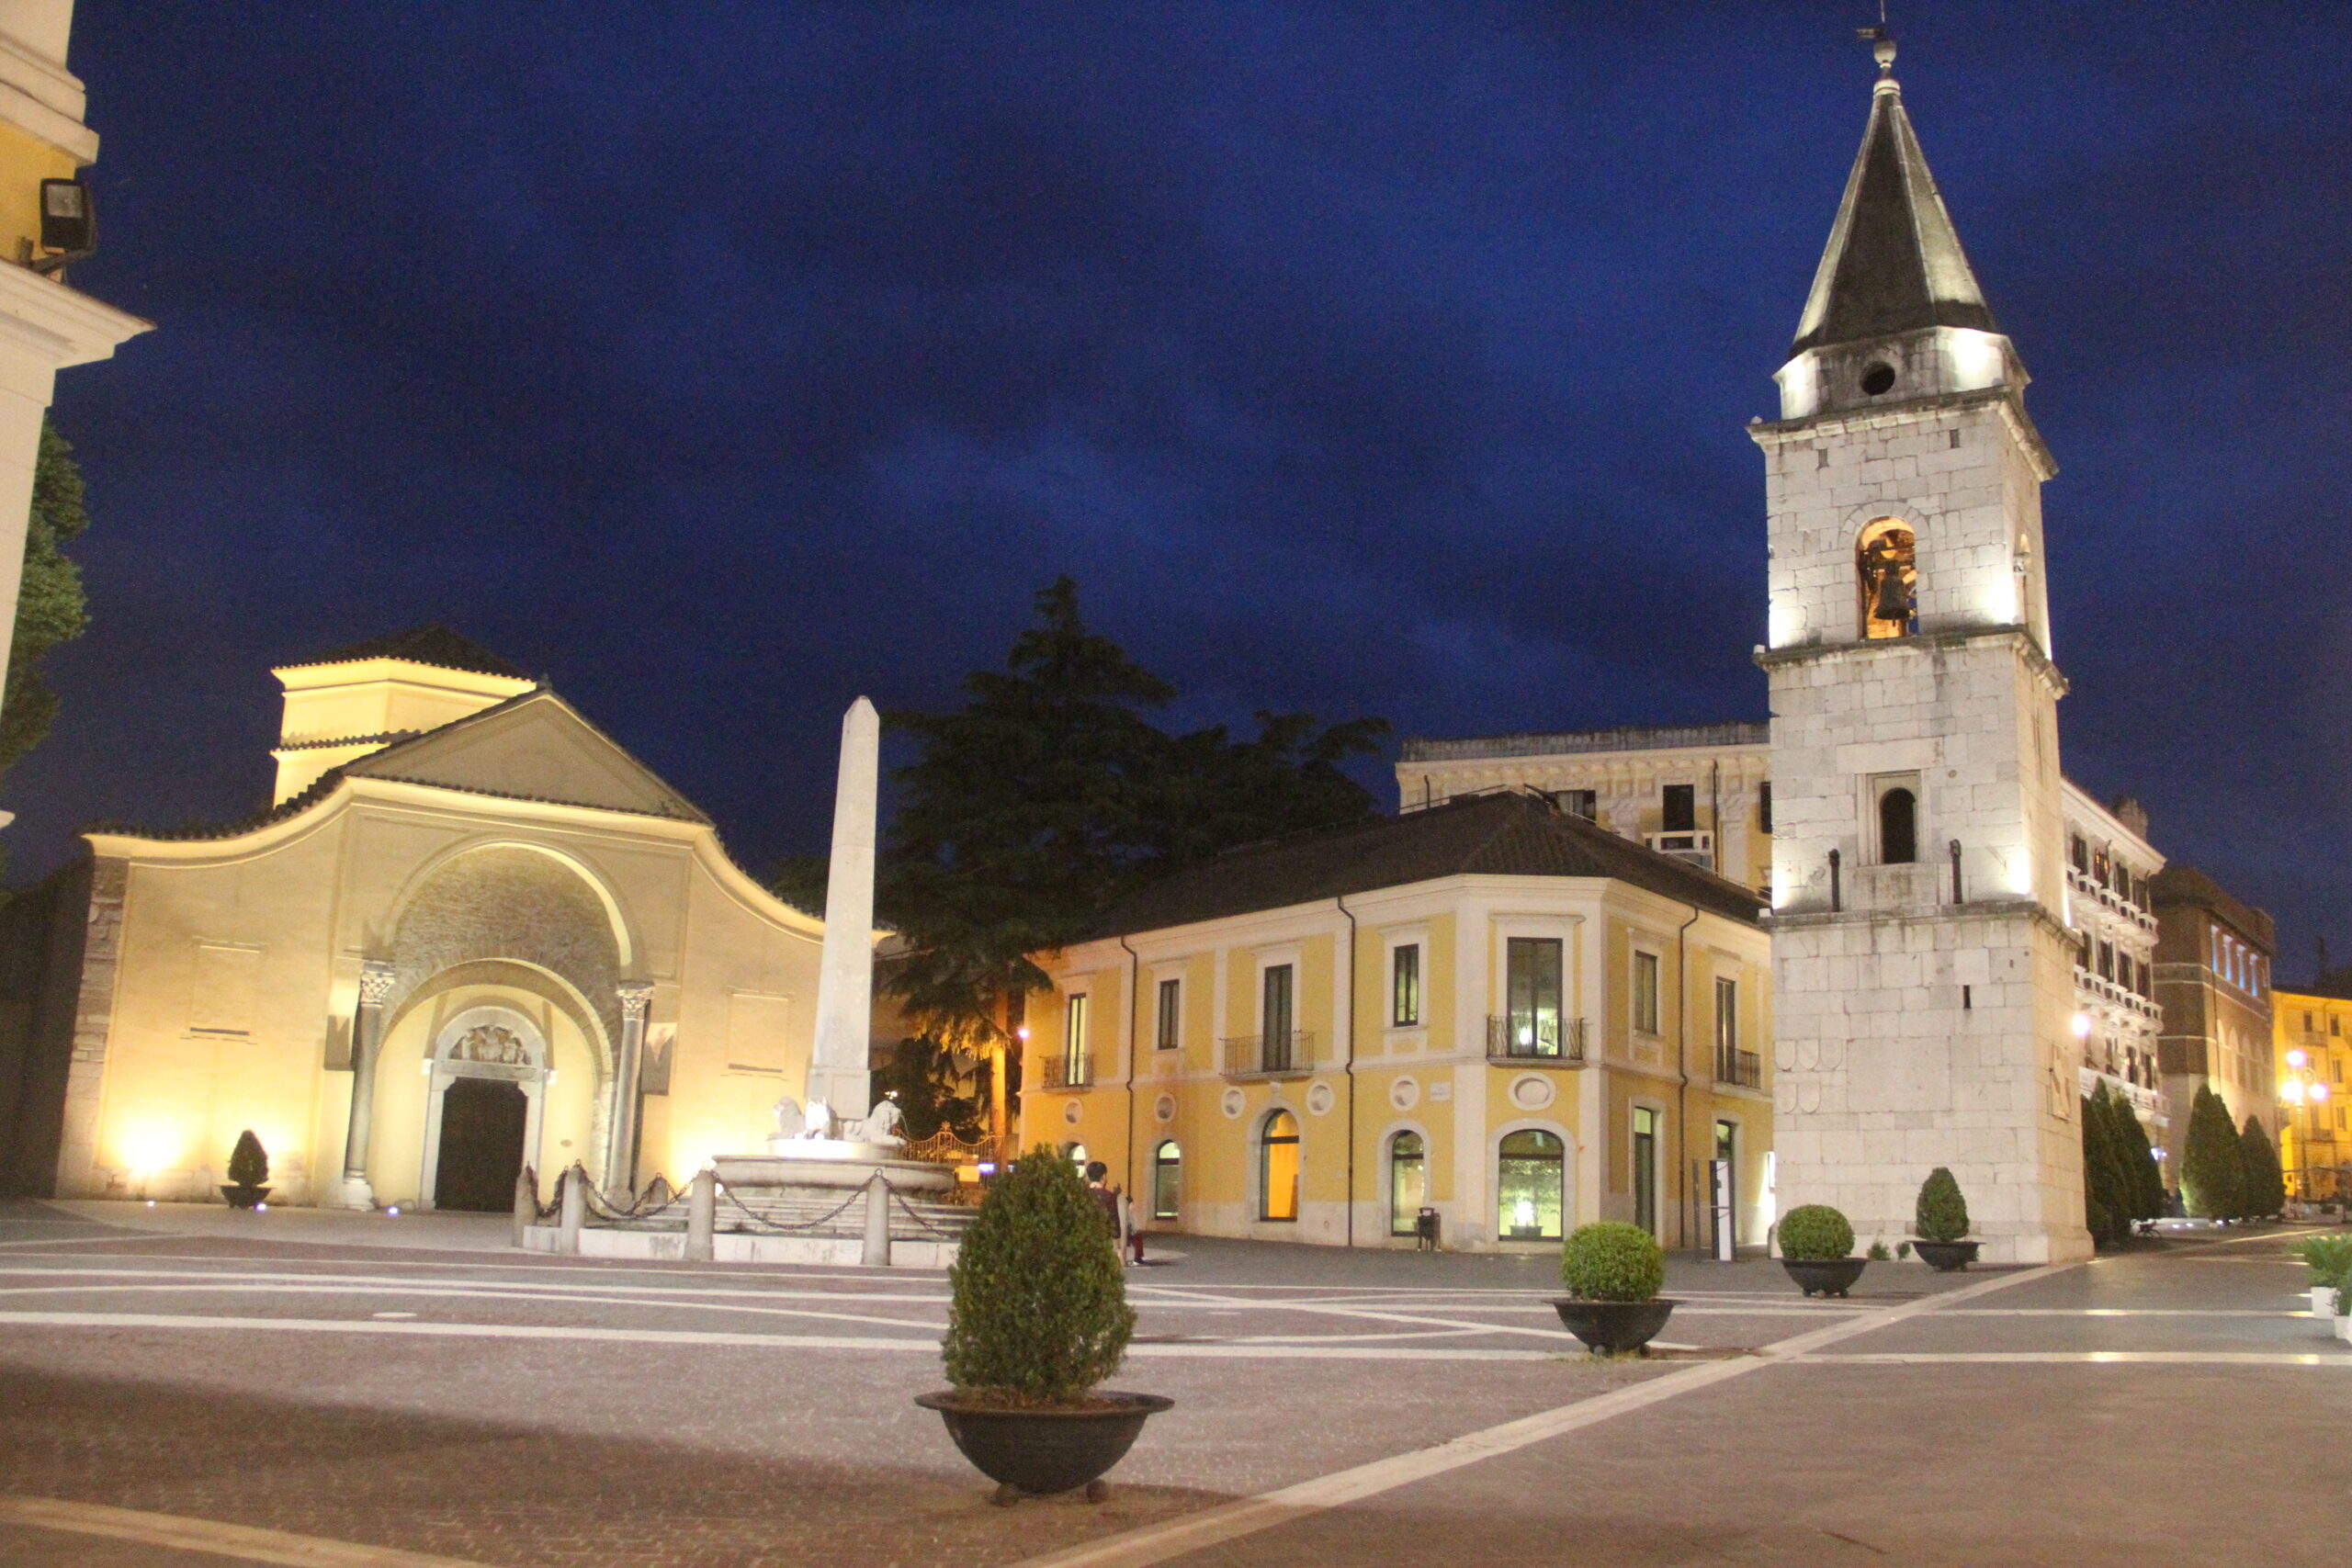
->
xmin=686 ymin=1168 xmax=716 ymax=1262
xmin=511 ymin=1163 xmax=538 ymax=1250
xmin=558 ymin=1163 xmax=585 ymax=1256
xmin=862 ymin=1175 xmax=892 ymax=1267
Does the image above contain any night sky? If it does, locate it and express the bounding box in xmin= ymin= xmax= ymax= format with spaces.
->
xmin=15 ymin=4 xmax=2350 ymax=973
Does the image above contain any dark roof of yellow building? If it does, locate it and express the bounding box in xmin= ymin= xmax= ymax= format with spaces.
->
xmin=1089 ymin=789 xmax=1764 ymax=939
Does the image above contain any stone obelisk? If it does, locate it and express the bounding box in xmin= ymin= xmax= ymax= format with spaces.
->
xmin=806 ymin=697 xmax=879 ymax=1126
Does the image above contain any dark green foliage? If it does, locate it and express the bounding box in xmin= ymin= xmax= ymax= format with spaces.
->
xmin=1559 ymin=1221 xmax=1665 ymax=1302
xmin=1914 ymin=1167 xmax=1970 ymax=1243
xmin=1865 ymin=1240 xmax=1891 ymax=1261
xmin=225 ymin=1130 xmax=268 ymax=1188
xmin=2180 ymin=1084 xmax=2245 ymax=1220
xmin=2085 ymin=1195 xmax=2115 ymax=1249
xmin=1778 ymin=1204 xmax=1854 ymax=1261
xmin=825 ymin=578 xmax=1385 ymax=1053
xmin=2081 ymin=1088 xmax=2137 ymax=1245
xmin=943 ymin=1148 xmax=1135 ymax=1404
xmin=2107 ymin=1097 xmax=2166 ymax=1222
xmin=2292 ymin=1235 xmax=2352 ymax=1291
xmin=872 ymin=1037 xmax=981 ymax=1140
xmin=2237 ymin=1116 xmax=2286 ymax=1220
xmin=0 ymin=423 xmax=93 ymax=786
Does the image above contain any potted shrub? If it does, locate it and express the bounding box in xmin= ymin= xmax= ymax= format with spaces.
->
xmin=1777 ymin=1203 xmax=1864 ymax=1297
xmin=2294 ymin=1235 xmax=2352 ymax=1324
xmin=916 ymin=1148 xmax=1168 ymax=1504
xmin=1909 ymin=1167 xmax=1979 ymax=1271
xmin=1551 ymin=1222 xmax=1674 ymax=1355
xmin=219 ymin=1130 xmax=272 ymax=1210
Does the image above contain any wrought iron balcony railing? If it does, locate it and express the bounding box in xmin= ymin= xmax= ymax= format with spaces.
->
xmin=1040 ymin=1055 xmax=1093 ymax=1090
xmin=1220 ymin=1032 xmax=1315 ymax=1081
xmin=1486 ymin=1015 xmax=1588 ymax=1066
xmin=1715 ymin=1048 xmax=1762 ymax=1089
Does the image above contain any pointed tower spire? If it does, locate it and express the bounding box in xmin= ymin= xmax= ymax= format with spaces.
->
xmin=1789 ymin=29 xmax=1996 ymax=355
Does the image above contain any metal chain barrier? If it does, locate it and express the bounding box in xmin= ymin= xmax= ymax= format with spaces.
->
xmin=713 ymin=1173 xmax=875 ymax=1235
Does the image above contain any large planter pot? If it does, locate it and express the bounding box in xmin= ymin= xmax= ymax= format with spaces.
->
xmin=2336 ymin=1312 xmax=2352 ymax=1344
xmin=1910 ymin=1239 xmax=1980 ymax=1273
xmin=2312 ymin=1285 xmax=2339 ymax=1322
xmin=1549 ymin=1297 xmax=1678 ymax=1355
xmin=219 ymin=1184 xmax=270 ymax=1210
xmin=1781 ymin=1258 xmax=1867 ymax=1298
xmin=916 ymin=1391 xmax=1172 ymax=1500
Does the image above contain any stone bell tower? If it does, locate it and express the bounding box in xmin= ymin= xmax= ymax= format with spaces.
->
xmin=1753 ymin=30 xmax=2088 ymax=1263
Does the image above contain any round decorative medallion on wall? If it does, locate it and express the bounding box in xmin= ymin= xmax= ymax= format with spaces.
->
xmin=1063 ymin=1099 xmax=1083 ymax=1125
xmin=1220 ymin=1087 xmax=1246 ymax=1119
xmin=1389 ymin=1076 xmax=1419 ymax=1111
xmin=1510 ymin=1074 xmax=1555 ymax=1111
xmin=1155 ymin=1093 xmax=1176 ymax=1123
xmin=1306 ymin=1082 xmax=1335 ymax=1116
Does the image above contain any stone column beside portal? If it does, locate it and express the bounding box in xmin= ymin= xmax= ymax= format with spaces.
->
xmin=606 ymin=982 xmax=654 ymax=1192
xmin=334 ymin=960 xmax=398 ymax=1210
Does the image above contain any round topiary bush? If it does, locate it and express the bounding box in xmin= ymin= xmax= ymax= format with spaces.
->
xmin=1915 ymin=1167 xmax=1969 ymax=1243
xmin=942 ymin=1148 xmax=1136 ymax=1406
xmin=1778 ymin=1204 xmax=1854 ymax=1261
xmin=1559 ymin=1221 xmax=1665 ymax=1303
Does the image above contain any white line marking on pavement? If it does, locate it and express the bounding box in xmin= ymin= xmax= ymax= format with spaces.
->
xmin=1937 ymin=1308 xmax=2298 ymax=1317
xmin=0 ymin=1493 xmax=494 ymax=1566
xmin=1010 ymin=1259 xmax=2077 ymax=1568
xmin=0 ymin=1233 xmax=153 ymax=1248
xmin=0 ymin=1280 xmax=946 ymax=1333
xmin=1797 ymin=1350 xmax=2352 ymax=1366
xmin=0 ymin=1311 xmax=1566 ymax=1360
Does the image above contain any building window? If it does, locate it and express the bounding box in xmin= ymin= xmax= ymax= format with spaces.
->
xmin=1498 ymin=1129 xmax=1565 ymax=1242
xmin=1156 ymin=978 xmax=1181 ymax=1051
xmin=1064 ymin=994 xmax=1090 ymax=1083
xmin=1507 ymin=938 xmax=1565 ymax=1056
xmin=1858 ymin=517 xmax=1917 ymax=638
xmin=2069 ymin=834 xmax=2088 ymax=874
xmin=1388 ymin=1130 xmax=1426 ymax=1236
xmin=1877 ymin=785 xmax=1917 ymax=864
xmin=1556 ymin=789 xmax=1598 ymax=821
xmin=1714 ymin=976 xmax=1737 ymax=1059
xmin=1633 ymin=950 xmax=1661 ymax=1035
xmin=2335 ymin=1017 xmax=2343 ymax=1039
xmin=1662 ymin=784 xmax=1696 ymax=833
xmin=1758 ymin=781 xmax=1772 ymax=835
xmin=1392 ymin=943 xmax=1422 ymax=1027
xmin=1259 ymin=1111 xmax=1299 ymax=1222
xmin=1152 ymin=1140 xmax=1181 ymax=1220
xmin=1632 ymin=1107 xmax=1661 ymax=1236
xmin=2097 ymin=941 xmax=2113 ymax=982
xmin=1261 ymin=964 xmax=1295 ymax=1071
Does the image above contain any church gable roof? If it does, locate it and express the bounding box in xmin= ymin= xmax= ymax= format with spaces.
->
xmin=1790 ymin=78 xmax=1996 ymax=355
xmin=280 ymin=622 xmax=529 ymax=681
xmin=342 ymin=689 xmax=710 ymax=824
xmin=1090 ymin=790 xmax=1764 ymax=939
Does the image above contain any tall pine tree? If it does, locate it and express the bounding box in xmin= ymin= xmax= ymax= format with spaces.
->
xmin=2180 ymin=1084 xmax=2245 ymax=1221
xmin=2236 ymin=1115 xmax=2285 ymax=1220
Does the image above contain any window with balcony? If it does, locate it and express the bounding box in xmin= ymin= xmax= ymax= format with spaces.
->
xmin=1392 ymin=943 xmax=1421 ymax=1027
xmin=1662 ymin=784 xmax=1695 ymax=833
xmin=1505 ymin=938 xmax=1565 ymax=1057
xmin=1061 ymin=994 xmax=1091 ymax=1088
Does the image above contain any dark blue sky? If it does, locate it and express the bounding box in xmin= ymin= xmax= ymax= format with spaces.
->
xmin=15 ymin=4 xmax=2349 ymax=973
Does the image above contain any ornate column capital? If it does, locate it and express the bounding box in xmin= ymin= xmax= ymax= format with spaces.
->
xmin=617 ymin=982 xmax=654 ymax=1023
xmin=357 ymin=960 xmax=398 ymax=1010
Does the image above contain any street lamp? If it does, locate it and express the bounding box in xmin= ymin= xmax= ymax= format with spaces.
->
xmin=2279 ymin=1049 xmax=2332 ymax=1202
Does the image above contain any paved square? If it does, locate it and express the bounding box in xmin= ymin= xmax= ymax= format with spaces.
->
xmin=0 ymin=1201 xmax=2342 ymax=1566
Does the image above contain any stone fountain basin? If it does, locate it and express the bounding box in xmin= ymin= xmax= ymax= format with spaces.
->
xmin=715 ymin=1144 xmax=956 ymax=1194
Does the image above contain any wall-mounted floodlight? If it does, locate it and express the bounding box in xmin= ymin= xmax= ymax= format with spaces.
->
xmin=31 ymin=178 xmax=93 ymax=275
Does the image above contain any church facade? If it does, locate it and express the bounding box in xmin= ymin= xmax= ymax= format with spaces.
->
xmin=0 ymin=626 xmax=827 ymax=1210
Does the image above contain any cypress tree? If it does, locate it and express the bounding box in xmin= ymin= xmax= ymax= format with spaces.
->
xmin=2081 ymin=1091 xmax=2125 ymax=1246
xmin=2109 ymin=1096 xmax=2165 ymax=1222
xmin=2237 ymin=1116 xmax=2286 ymax=1220
xmin=2180 ymin=1085 xmax=2244 ymax=1221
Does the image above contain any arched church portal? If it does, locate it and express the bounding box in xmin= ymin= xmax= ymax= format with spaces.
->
xmin=421 ymin=1006 xmax=549 ymax=1211
xmin=1857 ymin=518 xmax=1917 ymax=639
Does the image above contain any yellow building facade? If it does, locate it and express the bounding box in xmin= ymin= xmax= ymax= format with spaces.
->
xmin=2273 ymin=988 xmax=2352 ymax=1201
xmin=1019 ymin=792 xmax=1775 ymax=1251
xmin=2 ymin=626 xmax=829 ymax=1209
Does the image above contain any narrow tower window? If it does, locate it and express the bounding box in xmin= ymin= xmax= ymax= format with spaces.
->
xmin=1878 ymin=787 xmax=1917 ymax=864
xmin=1857 ymin=518 xmax=1917 ymax=639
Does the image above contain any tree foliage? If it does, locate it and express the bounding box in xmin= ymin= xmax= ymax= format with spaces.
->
xmin=0 ymin=422 xmax=93 ymax=784
xmin=1559 ymin=1221 xmax=1665 ymax=1302
xmin=873 ymin=1036 xmax=981 ymax=1140
xmin=225 ymin=1129 xmax=269 ymax=1189
xmin=785 ymin=578 xmax=1387 ymax=1050
xmin=942 ymin=1148 xmax=1134 ymax=1404
xmin=2107 ymin=1093 xmax=2166 ymax=1223
xmin=2081 ymin=1087 xmax=2137 ymax=1246
xmin=2180 ymin=1084 xmax=2245 ymax=1221
xmin=2237 ymin=1115 xmax=2286 ymax=1220
xmin=1777 ymin=1204 xmax=1853 ymax=1261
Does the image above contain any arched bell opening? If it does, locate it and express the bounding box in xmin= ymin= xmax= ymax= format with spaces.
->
xmin=1857 ymin=517 xmax=1917 ymax=639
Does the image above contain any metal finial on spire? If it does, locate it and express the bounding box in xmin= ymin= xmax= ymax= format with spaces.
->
xmin=1858 ymin=23 xmax=1896 ymax=77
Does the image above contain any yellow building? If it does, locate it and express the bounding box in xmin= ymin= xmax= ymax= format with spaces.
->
xmin=1019 ymin=790 xmax=1774 ymax=1252
xmin=0 ymin=626 xmax=828 ymax=1209
xmin=0 ymin=1 xmax=148 ymax=701
xmin=2274 ymin=988 xmax=2352 ymax=1201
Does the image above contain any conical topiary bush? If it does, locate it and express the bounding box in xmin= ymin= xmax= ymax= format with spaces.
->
xmin=1915 ymin=1167 xmax=1970 ymax=1243
xmin=221 ymin=1129 xmax=271 ymax=1209
xmin=2181 ymin=1085 xmax=2244 ymax=1220
xmin=942 ymin=1148 xmax=1136 ymax=1405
